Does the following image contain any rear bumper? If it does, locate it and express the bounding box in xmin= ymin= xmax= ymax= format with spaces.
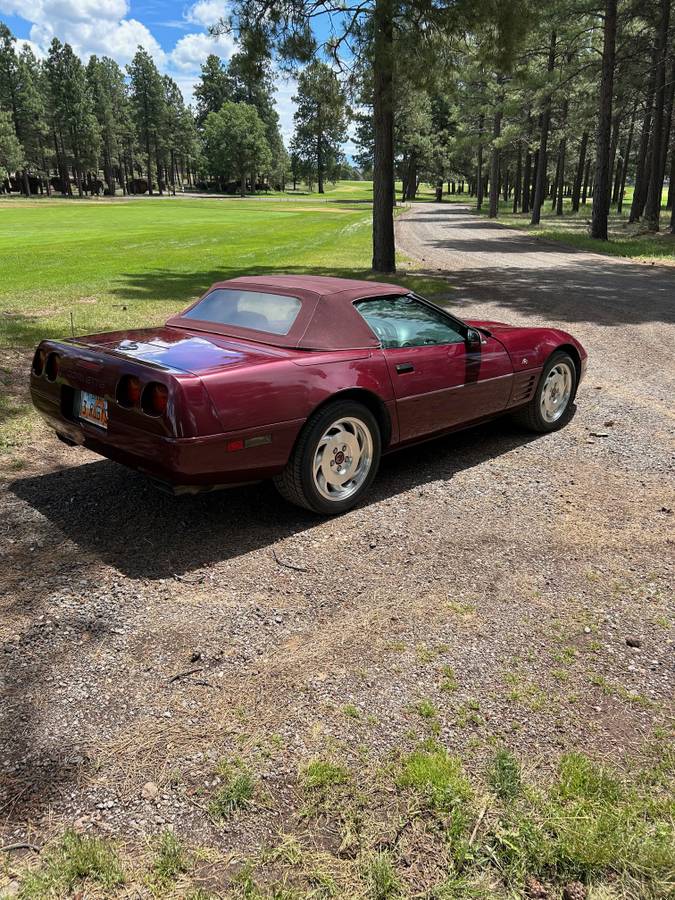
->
xmin=31 ymin=385 xmax=303 ymax=488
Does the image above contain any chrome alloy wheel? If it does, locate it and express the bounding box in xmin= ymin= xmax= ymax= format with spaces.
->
xmin=312 ymin=416 xmax=374 ymax=502
xmin=540 ymin=361 xmax=573 ymax=423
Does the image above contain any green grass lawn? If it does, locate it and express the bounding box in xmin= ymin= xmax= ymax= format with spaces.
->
xmin=0 ymin=192 xmax=442 ymax=455
xmin=0 ymin=196 xmax=377 ymax=351
xmin=452 ymin=187 xmax=675 ymax=263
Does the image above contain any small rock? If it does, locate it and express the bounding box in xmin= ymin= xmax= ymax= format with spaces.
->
xmin=141 ymin=781 xmax=159 ymax=800
xmin=583 ymin=626 xmax=591 ymax=634
xmin=562 ymin=881 xmax=587 ymax=900
xmin=524 ymin=875 xmax=549 ymax=899
xmin=4 ymin=880 xmax=20 ymax=898
xmin=626 ymin=637 xmax=642 ymax=648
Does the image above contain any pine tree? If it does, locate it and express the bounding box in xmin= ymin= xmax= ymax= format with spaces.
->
xmin=45 ymin=38 xmax=100 ymax=196
xmin=292 ymin=61 xmax=346 ymax=193
xmin=127 ymin=47 xmax=166 ymax=195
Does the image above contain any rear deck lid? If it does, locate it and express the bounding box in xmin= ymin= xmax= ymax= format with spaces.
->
xmin=75 ymin=326 xmax=292 ymax=375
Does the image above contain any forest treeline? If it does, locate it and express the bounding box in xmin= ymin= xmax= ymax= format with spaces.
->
xmin=0 ymin=25 xmax=356 ymax=200
xmin=1 ymin=0 xmax=674 ymax=272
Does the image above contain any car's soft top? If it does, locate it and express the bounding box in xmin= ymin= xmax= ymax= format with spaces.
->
xmin=165 ymin=274 xmax=411 ymax=351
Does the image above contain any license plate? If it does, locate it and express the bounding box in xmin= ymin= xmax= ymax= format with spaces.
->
xmin=76 ymin=391 xmax=108 ymax=429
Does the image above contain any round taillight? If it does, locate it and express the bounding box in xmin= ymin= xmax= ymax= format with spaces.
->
xmin=116 ymin=375 xmax=141 ymax=408
xmin=142 ymin=382 xmax=168 ymax=416
xmin=32 ymin=348 xmax=46 ymax=376
xmin=45 ymin=353 xmax=60 ymax=381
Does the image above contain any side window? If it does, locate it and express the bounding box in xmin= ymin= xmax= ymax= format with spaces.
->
xmin=355 ymin=295 xmax=465 ymax=349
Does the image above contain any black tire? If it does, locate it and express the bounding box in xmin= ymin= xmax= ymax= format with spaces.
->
xmin=513 ymin=351 xmax=578 ymax=433
xmin=273 ymin=400 xmax=382 ymax=514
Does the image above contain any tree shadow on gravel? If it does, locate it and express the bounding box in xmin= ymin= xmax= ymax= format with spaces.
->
xmin=10 ymin=419 xmax=542 ymax=583
xmin=413 ymin=262 xmax=675 ymax=327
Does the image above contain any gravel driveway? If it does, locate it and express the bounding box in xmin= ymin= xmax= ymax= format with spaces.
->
xmin=1 ymin=204 xmax=673 ymax=883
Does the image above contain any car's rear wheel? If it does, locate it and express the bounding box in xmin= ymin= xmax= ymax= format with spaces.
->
xmin=513 ymin=351 xmax=578 ymax=433
xmin=274 ymin=400 xmax=381 ymax=514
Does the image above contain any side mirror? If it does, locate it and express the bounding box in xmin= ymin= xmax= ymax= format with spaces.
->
xmin=466 ymin=328 xmax=482 ymax=351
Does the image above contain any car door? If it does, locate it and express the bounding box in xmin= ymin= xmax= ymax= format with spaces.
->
xmin=355 ymin=294 xmax=513 ymax=443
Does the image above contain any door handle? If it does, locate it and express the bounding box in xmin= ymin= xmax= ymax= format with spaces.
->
xmin=395 ymin=363 xmax=414 ymax=374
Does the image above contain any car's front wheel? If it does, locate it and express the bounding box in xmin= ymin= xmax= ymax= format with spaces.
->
xmin=273 ymin=400 xmax=381 ymax=514
xmin=514 ymin=351 xmax=578 ymax=433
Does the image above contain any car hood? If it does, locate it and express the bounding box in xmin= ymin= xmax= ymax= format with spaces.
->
xmin=74 ymin=326 xmax=293 ymax=375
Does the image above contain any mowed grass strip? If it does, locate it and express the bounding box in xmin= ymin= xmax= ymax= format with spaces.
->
xmin=0 ymin=198 xmax=376 ymax=350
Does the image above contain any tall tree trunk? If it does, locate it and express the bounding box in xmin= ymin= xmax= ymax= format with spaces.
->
xmin=618 ymin=101 xmax=638 ymax=214
xmin=488 ymin=96 xmax=503 ymax=218
xmin=629 ymin=66 xmax=657 ymax=222
xmin=317 ymin=129 xmax=324 ymax=194
xmin=405 ymin=151 xmax=418 ymax=200
xmin=531 ymin=32 xmax=556 ymax=225
xmin=556 ymin=130 xmax=567 ymax=216
xmin=608 ymin=111 xmax=621 ymax=203
xmin=581 ymin=156 xmax=591 ymax=204
xmin=240 ymin=170 xmax=246 ymax=198
xmin=658 ymin=58 xmax=675 ymax=203
xmin=371 ymin=0 xmax=395 ymax=273
xmin=551 ymin=144 xmax=562 ymax=210
xmin=476 ymin=113 xmax=485 ymax=211
xmin=522 ymin=149 xmax=532 ymax=213
xmin=571 ymin=130 xmax=589 ymax=212
xmin=644 ymin=0 xmax=672 ymax=230
xmin=591 ymin=0 xmax=617 ymax=240
xmin=513 ymin=144 xmax=523 ymax=213
xmin=667 ymin=146 xmax=675 ymax=210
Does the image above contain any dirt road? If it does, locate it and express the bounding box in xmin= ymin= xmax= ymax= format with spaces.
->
xmin=1 ymin=203 xmax=673 ymax=890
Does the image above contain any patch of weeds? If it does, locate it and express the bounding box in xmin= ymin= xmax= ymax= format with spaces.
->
xmin=447 ymin=601 xmax=477 ymax=619
xmin=308 ymin=867 xmax=340 ymax=897
xmin=266 ymin=834 xmax=304 ymax=867
xmin=342 ymin=704 xmax=361 ymax=719
xmin=300 ymin=758 xmax=350 ymax=804
xmin=551 ymin=668 xmax=569 ymax=683
xmin=361 ymin=850 xmax=402 ymax=900
xmin=553 ymin=645 xmax=578 ymax=665
xmin=397 ymin=746 xmax=472 ymax=814
xmin=415 ymin=698 xmax=439 ymax=719
xmin=488 ymin=749 xmax=522 ymax=800
xmin=19 ymin=830 xmax=124 ymax=897
xmin=416 ymin=643 xmax=450 ymax=663
xmin=456 ymin=699 xmax=482 ymax=728
xmin=503 ymin=673 xmax=545 ymax=710
xmin=483 ymin=751 xmax=675 ymax=890
xmin=151 ymin=830 xmax=190 ymax=886
xmin=385 ymin=641 xmax=406 ymax=652
xmin=588 ymin=674 xmax=655 ymax=708
xmin=208 ymin=759 xmax=255 ymax=820
xmin=440 ymin=665 xmax=458 ymax=693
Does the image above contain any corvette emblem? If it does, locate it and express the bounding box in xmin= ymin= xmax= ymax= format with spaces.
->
xmin=522 ymin=358 xmax=528 ymax=365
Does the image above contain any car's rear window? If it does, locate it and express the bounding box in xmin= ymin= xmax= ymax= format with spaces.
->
xmin=183 ymin=289 xmax=302 ymax=335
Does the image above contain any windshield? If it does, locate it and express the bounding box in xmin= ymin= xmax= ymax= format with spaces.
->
xmin=183 ymin=289 xmax=302 ymax=335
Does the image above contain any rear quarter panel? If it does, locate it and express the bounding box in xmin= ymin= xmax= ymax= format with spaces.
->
xmin=200 ymin=349 xmax=396 ymax=439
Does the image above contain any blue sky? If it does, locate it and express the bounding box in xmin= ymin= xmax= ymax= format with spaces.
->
xmin=0 ymin=0 xmax=300 ymax=137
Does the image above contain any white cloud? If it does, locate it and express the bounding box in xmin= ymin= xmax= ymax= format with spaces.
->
xmin=6 ymin=0 xmax=165 ymax=65
xmin=169 ymin=30 xmax=233 ymax=72
xmin=3 ymin=0 xmax=298 ymax=140
xmin=184 ymin=0 xmax=228 ymax=28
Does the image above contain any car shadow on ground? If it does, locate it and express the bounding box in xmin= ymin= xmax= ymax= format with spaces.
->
xmin=11 ymin=418 xmax=543 ymax=583
xmin=2 ymin=418 xmax=543 ymax=826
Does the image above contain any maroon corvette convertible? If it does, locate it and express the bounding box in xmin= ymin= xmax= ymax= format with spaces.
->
xmin=30 ymin=275 xmax=586 ymax=514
